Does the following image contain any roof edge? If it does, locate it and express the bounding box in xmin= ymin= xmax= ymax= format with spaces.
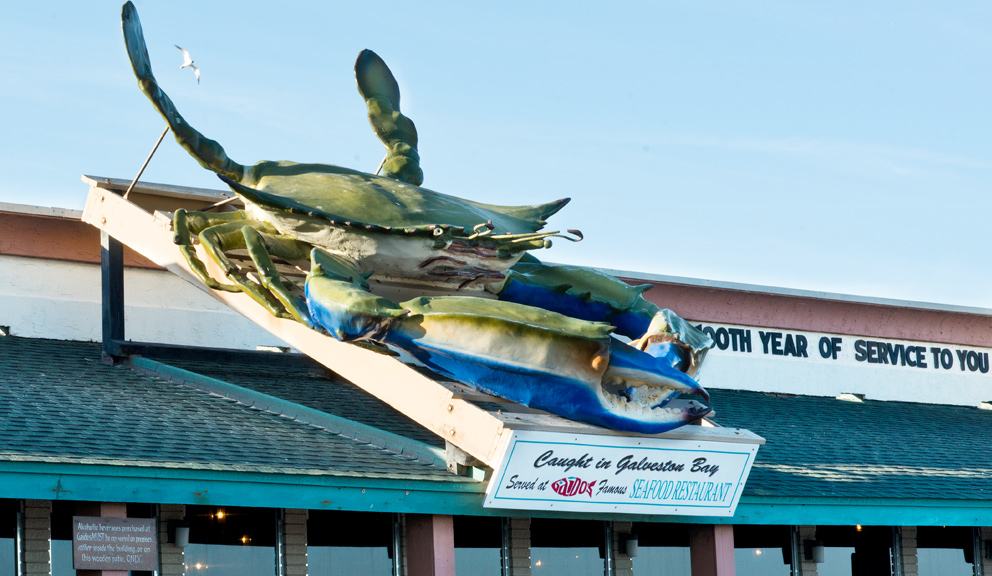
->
xmin=0 ymin=201 xmax=83 ymax=219
xmin=595 ymin=265 xmax=992 ymax=317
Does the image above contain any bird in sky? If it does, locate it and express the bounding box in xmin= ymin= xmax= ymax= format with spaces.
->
xmin=174 ymin=45 xmax=200 ymax=83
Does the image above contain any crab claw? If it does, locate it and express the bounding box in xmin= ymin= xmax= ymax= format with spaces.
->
xmin=305 ymin=265 xmax=406 ymax=341
xmin=590 ymin=340 xmax=711 ymax=432
xmin=608 ymin=341 xmax=709 ymax=402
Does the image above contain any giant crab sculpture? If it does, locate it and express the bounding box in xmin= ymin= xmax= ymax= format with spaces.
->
xmin=121 ymin=2 xmax=714 ymax=434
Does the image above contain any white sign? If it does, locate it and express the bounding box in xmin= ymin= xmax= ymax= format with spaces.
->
xmin=484 ymin=430 xmax=758 ymax=516
xmin=72 ymin=516 xmax=158 ymax=571
xmin=695 ymin=322 xmax=992 ymax=407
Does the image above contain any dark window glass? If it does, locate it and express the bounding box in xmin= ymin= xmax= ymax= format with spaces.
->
xmin=733 ymin=525 xmax=792 ymax=576
xmin=917 ymin=526 xmax=975 ymax=576
xmin=816 ymin=525 xmax=892 ymax=576
xmin=307 ymin=510 xmax=392 ymax=576
xmin=628 ymin=522 xmax=691 ymax=576
xmin=51 ymin=501 xmax=73 ymax=576
xmin=0 ymin=500 xmax=16 ymax=575
xmin=184 ymin=505 xmax=277 ymax=576
xmin=530 ymin=518 xmax=605 ymax=576
xmin=454 ymin=516 xmax=501 ymax=576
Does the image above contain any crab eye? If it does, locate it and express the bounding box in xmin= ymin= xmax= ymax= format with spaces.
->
xmin=433 ymin=228 xmax=445 ymax=236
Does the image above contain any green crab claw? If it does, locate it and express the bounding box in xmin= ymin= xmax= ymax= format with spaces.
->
xmin=305 ymin=264 xmax=406 ymax=341
xmin=355 ymin=49 xmax=423 ymax=186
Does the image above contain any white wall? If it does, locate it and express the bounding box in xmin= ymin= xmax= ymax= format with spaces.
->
xmin=0 ymin=254 xmax=289 ymax=350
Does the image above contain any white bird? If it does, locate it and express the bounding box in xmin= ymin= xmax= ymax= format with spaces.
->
xmin=175 ymin=45 xmax=200 ymax=83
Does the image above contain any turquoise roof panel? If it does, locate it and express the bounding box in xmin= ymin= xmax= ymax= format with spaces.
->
xmin=0 ymin=336 xmax=462 ymax=483
xmin=161 ymin=357 xmax=443 ymax=448
xmin=708 ymin=389 xmax=992 ymax=500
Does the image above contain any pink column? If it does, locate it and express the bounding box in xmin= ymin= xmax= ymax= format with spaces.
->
xmin=76 ymin=502 xmax=128 ymax=576
xmin=690 ymin=524 xmax=735 ymax=576
xmin=407 ymin=514 xmax=456 ymax=576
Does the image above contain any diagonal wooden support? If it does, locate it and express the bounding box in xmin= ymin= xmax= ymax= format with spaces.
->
xmin=82 ymin=183 xmax=508 ymax=466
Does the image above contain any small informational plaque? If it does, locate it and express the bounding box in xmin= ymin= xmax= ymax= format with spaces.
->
xmin=484 ymin=430 xmax=759 ymax=516
xmin=72 ymin=516 xmax=158 ymax=571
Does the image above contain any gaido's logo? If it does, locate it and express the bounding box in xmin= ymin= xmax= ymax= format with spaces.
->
xmin=551 ymin=477 xmax=596 ymax=498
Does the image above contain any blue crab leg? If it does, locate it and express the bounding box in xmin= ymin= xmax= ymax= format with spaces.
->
xmin=305 ymin=251 xmax=406 ymax=341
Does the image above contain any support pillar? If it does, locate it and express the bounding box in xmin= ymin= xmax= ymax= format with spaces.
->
xmin=406 ymin=514 xmax=455 ymax=576
xmin=100 ymin=229 xmax=124 ymax=362
xmin=979 ymin=527 xmax=991 ymax=576
xmin=22 ymin=500 xmax=52 ymax=576
xmin=281 ymin=509 xmax=308 ymax=576
xmin=690 ymin=524 xmax=735 ymax=576
xmin=157 ymin=504 xmax=185 ymax=576
xmin=896 ymin=526 xmax=917 ymax=576
xmin=502 ymin=518 xmax=531 ymax=576
xmin=612 ymin=521 xmax=634 ymax=576
xmin=76 ymin=502 xmax=127 ymax=576
xmin=796 ymin=526 xmax=818 ymax=576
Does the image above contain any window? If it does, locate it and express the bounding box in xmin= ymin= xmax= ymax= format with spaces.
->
xmin=734 ymin=525 xmax=792 ymax=576
xmin=184 ymin=505 xmax=277 ymax=576
xmin=916 ymin=526 xmax=976 ymax=576
xmin=531 ymin=519 xmax=606 ymax=576
xmin=307 ymin=510 xmax=393 ymax=576
xmin=454 ymin=515 xmax=502 ymax=576
xmin=0 ymin=500 xmax=16 ymax=575
xmin=629 ymin=522 xmax=690 ymax=576
xmin=815 ymin=525 xmax=892 ymax=576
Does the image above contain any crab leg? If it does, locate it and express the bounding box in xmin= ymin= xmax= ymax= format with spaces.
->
xmin=355 ymin=50 xmax=423 ymax=186
xmin=241 ymin=227 xmax=313 ymax=327
xmin=191 ymin=218 xmax=294 ymax=318
xmin=173 ymin=209 xmax=248 ymax=292
xmin=122 ymin=3 xmax=245 ymax=182
xmin=173 ymin=209 xmax=314 ymax=323
xmin=305 ymin=252 xmax=406 ymax=341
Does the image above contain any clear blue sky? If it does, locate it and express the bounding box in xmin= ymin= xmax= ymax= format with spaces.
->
xmin=3 ymin=2 xmax=991 ymax=306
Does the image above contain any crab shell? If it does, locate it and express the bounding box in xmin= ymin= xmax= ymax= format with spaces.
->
xmin=220 ymin=169 xmax=570 ymax=290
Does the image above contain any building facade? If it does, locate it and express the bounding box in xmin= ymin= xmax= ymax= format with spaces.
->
xmin=1 ymin=183 xmax=991 ymax=576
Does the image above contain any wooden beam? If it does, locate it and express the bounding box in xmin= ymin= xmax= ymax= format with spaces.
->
xmin=83 ymin=174 xmax=241 ymax=214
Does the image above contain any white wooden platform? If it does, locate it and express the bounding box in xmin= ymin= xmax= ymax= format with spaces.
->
xmin=81 ymin=176 xmax=763 ymax=469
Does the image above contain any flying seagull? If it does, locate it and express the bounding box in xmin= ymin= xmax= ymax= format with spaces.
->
xmin=175 ymin=45 xmax=200 ymax=83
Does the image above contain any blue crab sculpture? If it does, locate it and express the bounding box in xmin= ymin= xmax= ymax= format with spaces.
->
xmin=121 ymin=2 xmax=714 ymax=434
